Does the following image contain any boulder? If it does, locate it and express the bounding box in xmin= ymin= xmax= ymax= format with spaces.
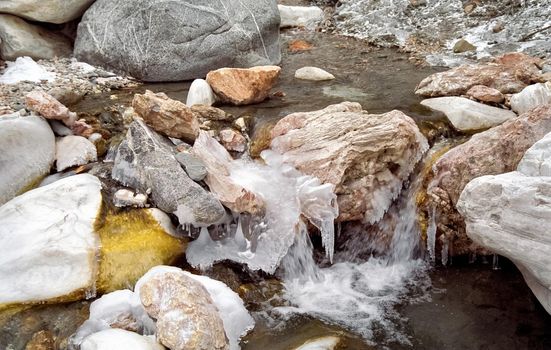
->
xmin=206 ymin=66 xmax=281 ymax=105
xmin=270 ymin=102 xmax=428 ymax=223
xmin=294 ymin=67 xmax=335 ymax=81
xmin=510 ymin=82 xmax=551 ymax=115
xmin=457 ymin=132 xmax=551 ymax=313
xmin=0 ymin=0 xmax=96 ymax=24
xmin=132 ymin=91 xmax=200 ymax=142
xmin=420 ymin=97 xmax=516 ymax=131
xmin=465 ymin=85 xmax=504 ymax=103
xmin=81 ymin=329 xmax=165 ymax=350
xmin=278 ymin=5 xmax=324 ymax=29
xmin=186 ymin=79 xmax=216 ymax=107
xmin=428 ymin=105 xmax=551 ymax=255
xmin=74 ymin=0 xmax=281 ymax=82
xmin=135 ymin=268 xmax=229 ymax=350
xmin=112 ymin=120 xmax=226 ymax=226
xmin=416 ymin=53 xmax=543 ymax=97
xmin=25 ymin=90 xmax=77 ymax=126
xmin=0 ymin=114 xmax=55 ymax=205
xmin=0 ymin=14 xmax=72 ymax=61
xmin=55 ymin=136 xmax=98 ymax=172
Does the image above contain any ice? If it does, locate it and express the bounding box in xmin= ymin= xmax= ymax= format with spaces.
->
xmin=426 ymin=206 xmax=437 ymax=263
xmin=0 ymin=56 xmax=56 ymax=84
xmin=80 ymin=329 xmax=164 ymax=350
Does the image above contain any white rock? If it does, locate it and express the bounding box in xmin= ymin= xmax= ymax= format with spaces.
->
xmin=295 ymin=336 xmax=341 ymax=350
xmin=278 ymin=5 xmax=324 ymax=29
xmin=0 ymin=14 xmax=72 ymax=61
xmin=0 ymin=56 xmax=56 ymax=84
xmin=81 ymin=329 xmax=165 ymax=350
xmin=113 ymin=189 xmax=148 ymax=208
xmin=0 ymin=174 xmax=102 ymax=305
xmin=56 ymin=135 xmax=97 ymax=172
xmin=421 ymin=96 xmax=517 ymax=131
xmin=295 ymin=67 xmax=335 ymax=81
xmin=186 ymin=79 xmax=216 ymax=106
xmin=0 ymin=0 xmax=95 ymax=24
xmin=510 ymin=82 xmax=551 ymax=115
xmin=457 ymin=132 xmax=551 ymax=314
xmin=0 ymin=114 xmax=55 ymax=205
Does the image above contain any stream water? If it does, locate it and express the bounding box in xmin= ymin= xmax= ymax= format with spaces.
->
xmin=1 ymin=31 xmax=550 ymax=350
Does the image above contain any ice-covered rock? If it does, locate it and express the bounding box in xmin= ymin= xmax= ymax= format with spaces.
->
xmin=421 ymin=97 xmax=516 ymax=131
xmin=80 ymin=329 xmax=165 ymax=350
xmin=0 ymin=56 xmax=55 ymax=84
xmin=186 ymin=79 xmax=216 ymax=107
xmin=278 ymin=5 xmax=324 ymax=29
xmin=510 ymin=82 xmax=551 ymax=115
xmin=112 ymin=120 xmax=225 ymax=226
xmin=113 ymin=189 xmax=148 ymax=208
xmin=294 ymin=67 xmax=335 ymax=81
xmin=0 ymin=0 xmax=95 ymax=24
xmin=55 ymin=135 xmax=98 ymax=171
xmin=0 ymin=114 xmax=55 ymax=205
xmin=0 ymin=174 xmax=102 ymax=305
xmin=458 ymin=131 xmax=551 ymax=314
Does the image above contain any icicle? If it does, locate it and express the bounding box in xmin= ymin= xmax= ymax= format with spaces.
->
xmin=441 ymin=235 xmax=449 ymax=266
xmin=426 ymin=206 xmax=437 ymax=263
xmin=492 ymin=254 xmax=500 ymax=270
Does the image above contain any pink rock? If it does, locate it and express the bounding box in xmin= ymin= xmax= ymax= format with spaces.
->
xmin=25 ymin=90 xmax=77 ymax=126
xmin=465 ymin=85 xmax=504 ymax=103
xmin=218 ymin=128 xmax=247 ymax=153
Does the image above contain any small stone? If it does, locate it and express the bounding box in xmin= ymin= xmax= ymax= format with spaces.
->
xmin=56 ymin=135 xmax=98 ymax=172
xmin=186 ymin=79 xmax=216 ymax=106
xmin=465 ymin=85 xmax=504 ymax=103
xmin=218 ymin=128 xmax=247 ymax=152
xmin=234 ymin=117 xmax=247 ymax=132
xmin=175 ymin=153 xmax=208 ymax=181
xmin=113 ymin=189 xmax=148 ymax=208
xmin=288 ymin=40 xmax=314 ymax=53
xmin=295 ymin=67 xmax=335 ymax=81
xmin=453 ymin=39 xmax=476 ymax=53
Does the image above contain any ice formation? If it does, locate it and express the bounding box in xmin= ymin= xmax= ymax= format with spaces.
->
xmin=0 ymin=56 xmax=56 ymax=84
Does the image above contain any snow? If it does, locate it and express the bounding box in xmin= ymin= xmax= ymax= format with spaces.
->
xmin=80 ymin=329 xmax=165 ymax=350
xmin=0 ymin=56 xmax=56 ymax=84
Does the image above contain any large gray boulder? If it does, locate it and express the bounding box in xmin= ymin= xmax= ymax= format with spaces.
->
xmin=74 ymin=0 xmax=281 ymax=82
xmin=112 ymin=120 xmax=226 ymax=226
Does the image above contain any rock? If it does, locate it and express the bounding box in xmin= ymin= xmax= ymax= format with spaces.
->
xmin=428 ymin=105 xmax=551 ymax=255
xmin=270 ymin=102 xmax=428 ymax=223
xmin=457 ymin=132 xmax=551 ymax=313
xmin=219 ymin=128 xmax=247 ymax=152
xmin=294 ymin=67 xmax=335 ymax=81
xmin=186 ymin=79 xmax=216 ymax=107
xmin=452 ymin=39 xmax=476 ymax=53
xmin=113 ymin=189 xmax=148 ymax=208
xmin=420 ymin=97 xmax=516 ymax=131
xmin=135 ymin=267 xmax=229 ymax=350
xmin=294 ymin=336 xmax=341 ymax=350
xmin=510 ymin=82 xmax=551 ymax=114
xmin=465 ymin=85 xmax=505 ymax=104
xmin=132 ymin=91 xmax=200 ymax=142
xmin=0 ymin=56 xmax=56 ymax=84
xmin=112 ymin=120 xmax=226 ymax=226
xmin=74 ymin=0 xmax=281 ymax=82
xmin=174 ymin=153 xmax=207 ymax=182
xmin=191 ymin=104 xmax=233 ymax=123
xmin=55 ymin=136 xmax=97 ymax=172
xmin=0 ymin=0 xmax=95 ymax=24
xmin=192 ymin=131 xmax=264 ymax=215
xmin=278 ymin=5 xmax=324 ymax=29
xmin=206 ymin=66 xmax=281 ymax=105
xmin=25 ymin=330 xmax=55 ymax=350
xmin=288 ymin=40 xmax=313 ymax=52
xmin=0 ymin=174 xmax=102 ymax=306
xmin=25 ymin=90 xmax=77 ymax=126
xmin=81 ymin=329 xmax=165 ymax=350
xmin=416 ymin=53 xmax=544 ymax=97
xmin=0 ymin=114 xmax=55 ymax=205
xmin=49 ymin=120 xmax=73 ymax=136
xmin=0 ymin=14 xmax=72 ymax=61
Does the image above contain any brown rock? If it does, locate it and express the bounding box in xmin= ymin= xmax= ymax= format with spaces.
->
xmin=25 ymin=90 xmax=77 ymax=126
xmin=25 ymin=330 xmax=55 ymax=350
xmin=415 ymin=52 xmax=544 ymax=97
xmin=132 ymin=90 xmax=200 ymax=142
xmin=219 ymin=128 xmax=247 ymax=152
xmin=270 ymin=102 xmax=428 ymax=223
xmin=288 ymin=40 xmax=314 ymax=52
xmin=427 ymin=105 xmax=551 ymax=255
xmin=452 ymin=39 xmax=476 ymax=53
xmin=206 ymin=66 xmax=281 ymax=105
xmin=138 ymin=269 xmax=229 ymax=350
xmin=465 ymin=85 xmax=505 ymax=103
xmin=191 ymin=104 xmax=233 ymax=122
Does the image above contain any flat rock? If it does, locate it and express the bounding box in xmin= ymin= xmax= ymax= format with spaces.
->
xmin=510 ymin=82 xmax=551 ymax=115
xmin=0 ymin=14 xmax=72 ymax=61
xmin=416 ymin=53 xmax=543 ymax=97
xmin=270 ymin=102 xmax=428 ymax=223
xmin=55 ymin=136 xmax=98 ymax=172
xmin=465 ymin=85 xmax=504 ymax=103
xmin=112 ymin=120 xmax=225 ymax=226
xmin=186 ymin=79 xmax=216 ymax=107
xmin=0 ymin=0 xmax=95 ymax=24
xmin=74 ymin=0 xmax=281 ymax=82
xmin=132 ymin=90 xmax=200 ymax=142
xmin=295 ymin=67 xmax=335 ymax=81
xmin=206 ymin=66 xmax=281 ymax=105
xmin=278 ymin=5 xmax=324 ymax=29
xmin=0 ymin=114 xmax=55 ymax=205
xmin=421 ymin=96 xmax=516 ymax=131
xmin=0 ymin=174 xmax=102 ymax=306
